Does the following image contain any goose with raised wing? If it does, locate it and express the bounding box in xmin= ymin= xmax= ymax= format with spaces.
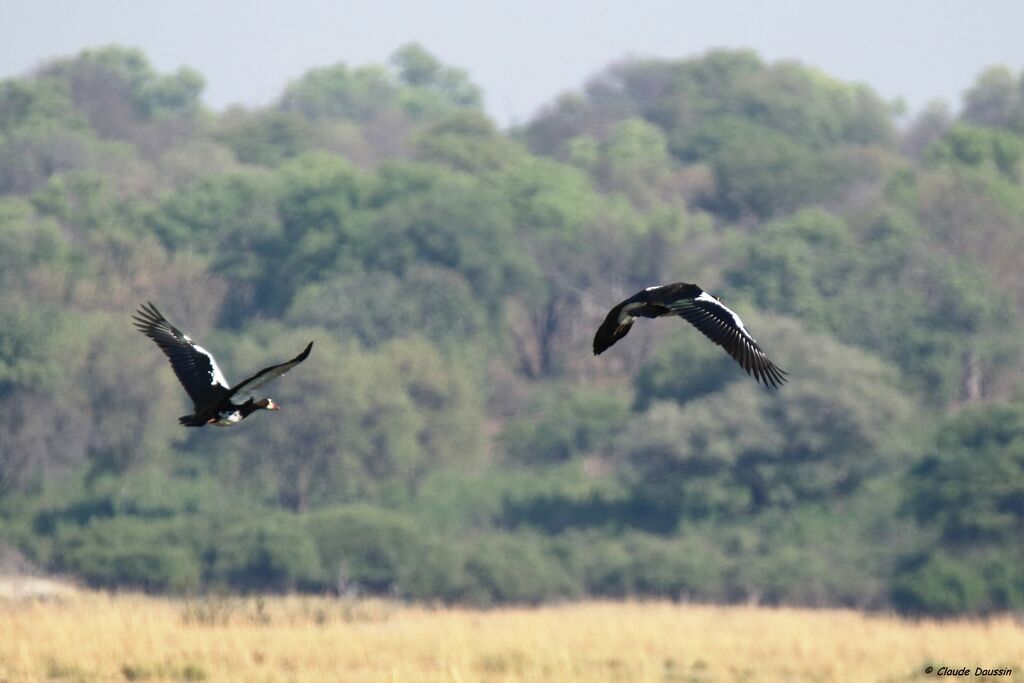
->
xmin=133 ymin=302 xmax=313 ymax=426
xmin=593 ymin=282 xmax=787 ymax=388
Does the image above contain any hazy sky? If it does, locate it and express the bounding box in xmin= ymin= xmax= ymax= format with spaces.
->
xmin=3 ymin=0 xmax=1023 ymax=127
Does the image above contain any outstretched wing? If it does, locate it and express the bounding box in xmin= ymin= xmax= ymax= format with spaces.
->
xmin=666 ymin=290 xmax=788 ymax=388
xmin=228 ymin=342 xmax=313 ymax=400
xmin=593 ymin=302 xmax=635 ymax=355
xmin=132 ymin=302 xmax=232 ymax=410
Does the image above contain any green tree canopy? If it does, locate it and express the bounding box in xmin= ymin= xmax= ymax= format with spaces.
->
xmin=962 ymin=65 xmax=1024 ymax=135
xmin=620 ymin=320 xmax=916 ymax=521
xmin=906 ymin=403 xmax=1024 ymax=546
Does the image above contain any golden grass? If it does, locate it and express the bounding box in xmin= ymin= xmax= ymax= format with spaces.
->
xmin=0 ymin=588 xmax=1020 ymax=682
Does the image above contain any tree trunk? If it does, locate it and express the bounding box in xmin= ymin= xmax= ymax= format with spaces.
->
xmin=963 ymin=346 xmax=982 ymax=403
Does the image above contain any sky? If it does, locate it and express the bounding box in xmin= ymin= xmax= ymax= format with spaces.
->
xmin=3 ymin=0 xmax=1023 ymax=127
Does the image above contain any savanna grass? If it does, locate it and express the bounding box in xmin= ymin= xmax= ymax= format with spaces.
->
xmin=0 ymin=589 xmax=1020 ymax=682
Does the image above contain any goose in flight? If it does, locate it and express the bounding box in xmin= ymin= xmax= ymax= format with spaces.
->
xmin=133 ymin=302 xmax=313 ymax=426
xmin=593 ymin=283 xmax=787 ymax=387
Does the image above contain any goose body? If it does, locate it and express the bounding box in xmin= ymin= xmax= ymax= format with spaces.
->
xmin=593 ymin=282 xmax=787 ymax=388
xmin=133 ymin=302 xmax=313 ymax=426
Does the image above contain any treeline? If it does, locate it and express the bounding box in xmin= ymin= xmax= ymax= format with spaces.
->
xmin=0 ymin=45 xmax=1021 ymax=615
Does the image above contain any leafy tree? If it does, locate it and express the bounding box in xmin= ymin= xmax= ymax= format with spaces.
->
xmin=0 ymin=126 xmax=132 ymax=195
xmin=286 ymin=266 xmax=486 ymax=348
xmin=522 ymin=48 xmax=894 ymax=160
xmin=962 ymin=66 xmax=1024 ymax=135
xmin=926 ymin=123 xmax=1024 ymax=181
xmin=633 ymin=324 xmax=752 ymax=410
xmin=725 ymin=207 xmax=1019 ymax=403
xmin=0 ymin=197 xmax=74 ymax=294
xmin=306 ymin=504 xmax=427 ymax=594
xmin=720 ymin=496 xmax=912 ymax=608
xmin=521 ymin=50 xmax=764 ymax=154
xmin=902 ymin=101 xmax=953 ymax=158
xmin=50 ymin=517 xmax=202 ymax=592
xmin=34 ymin=46 xmax=203 ymax=160
xmin=0 ymin=304 xmax=65 ymax=394
xmin=282 ymin=45 xmax=480 ymax=127
xmin=891 ymin=553 xmax=992 ymax=616
xmin=153 ymin=154 xmax=371 ymax=320
xmin=213 ymin=329 xmax=483 ymax=510
xmin=214 ymin=109 xmax=314 ymax=166
xmin=269 ymin=153 xmax=370 ymax=309
xmin=905 ymin=403 xmax=1024 ymax=546
xmin=390 ymin=43 xmax=483 ymax=110
xmin=724 ymin=209 xmax=861 ymax=328
xmin=31 ymin=170 xmax=143 ymax=239
xmin=560 ymin=118 xmax=688 ymax=216
xmin=461 ymin=534 xmax=579 ymax=605
xmin=148 ymin=169 xmax=282 ymax=256
xmin=415 ymin=110 xmax=525 ymax=172
xmin=620 ymin=320 xmax=916 ymax=521
xmin=153 ymin=138 xmax=240 ymax=190
xmin=207 ymin=515 xmax=323 ymax=592
xmin=498 ymin=157 xmax=600 ymax=240
xmin=700 ymin=125 xmax=863 ymax=219
xmin=495 ymin=157 xmax=618 ymax=376
xmin=0 ymin=302 xmax=86 ymax=491
xmin=0 ymin=77 xmax=86 ymax=133
xmin=501 ymin=386 xmax=631 ymax=464
xmin=281 ymin=62 xmax=398 ymax=122
xmin=42 ymin=46 xmax=204 ymax=120
xmin=364 ymin=171 xmax=531 ymax=311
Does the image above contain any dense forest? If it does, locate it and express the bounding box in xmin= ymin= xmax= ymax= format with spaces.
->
xmin=0 ymin=44 xmax=1021 ymax=615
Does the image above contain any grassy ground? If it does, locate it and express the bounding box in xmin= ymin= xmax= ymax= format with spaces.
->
xmin=0 ymin=586 xmax=1020 ymax=682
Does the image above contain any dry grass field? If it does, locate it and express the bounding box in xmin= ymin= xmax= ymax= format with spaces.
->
xmin=0 ymin=582 xmax=1020 ymax=683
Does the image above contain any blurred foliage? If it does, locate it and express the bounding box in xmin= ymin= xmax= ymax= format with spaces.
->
xmin=0 ymin=45 xmax=1021 ymax=615
xmin=905 ymin=404 xmax=1024 ymax=547
xmin=961 ymin=65 xmax=1024 ymax=135
xmin=500 ymin=386 xmax=631 ymax=464
xmin=621 ymin=320 xmax=917 ymax=521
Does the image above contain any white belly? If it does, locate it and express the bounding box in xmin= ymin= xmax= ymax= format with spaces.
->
xmin=212 ymin=411 xmax=243 ymax=426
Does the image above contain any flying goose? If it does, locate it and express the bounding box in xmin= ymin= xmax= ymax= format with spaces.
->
xmin=593 ymin=283 xmax=787 ymax=387
xmin=133 ymin=302 xmax=313 ymax=426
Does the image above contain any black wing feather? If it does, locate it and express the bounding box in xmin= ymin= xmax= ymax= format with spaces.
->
xmin=593 ymin=302 xmax=634 ymax=355
xmin=132 ymin=302 xmax=231 ymax=410
xmin=228 ymin=342 xmax=314 ymax=400
xmin=667 ymin=294 xmax=788 ymax=388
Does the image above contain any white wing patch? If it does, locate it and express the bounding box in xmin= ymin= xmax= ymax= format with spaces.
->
xmin=213 ymin=410 xmax=243 ymax=426
xmin=194 ymin=344 xmax=230 ymax=388
xmin=695 ymin=291 xmax=755 ymax=340
xmin=619 ymin=302 xmax=644 ymax=323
